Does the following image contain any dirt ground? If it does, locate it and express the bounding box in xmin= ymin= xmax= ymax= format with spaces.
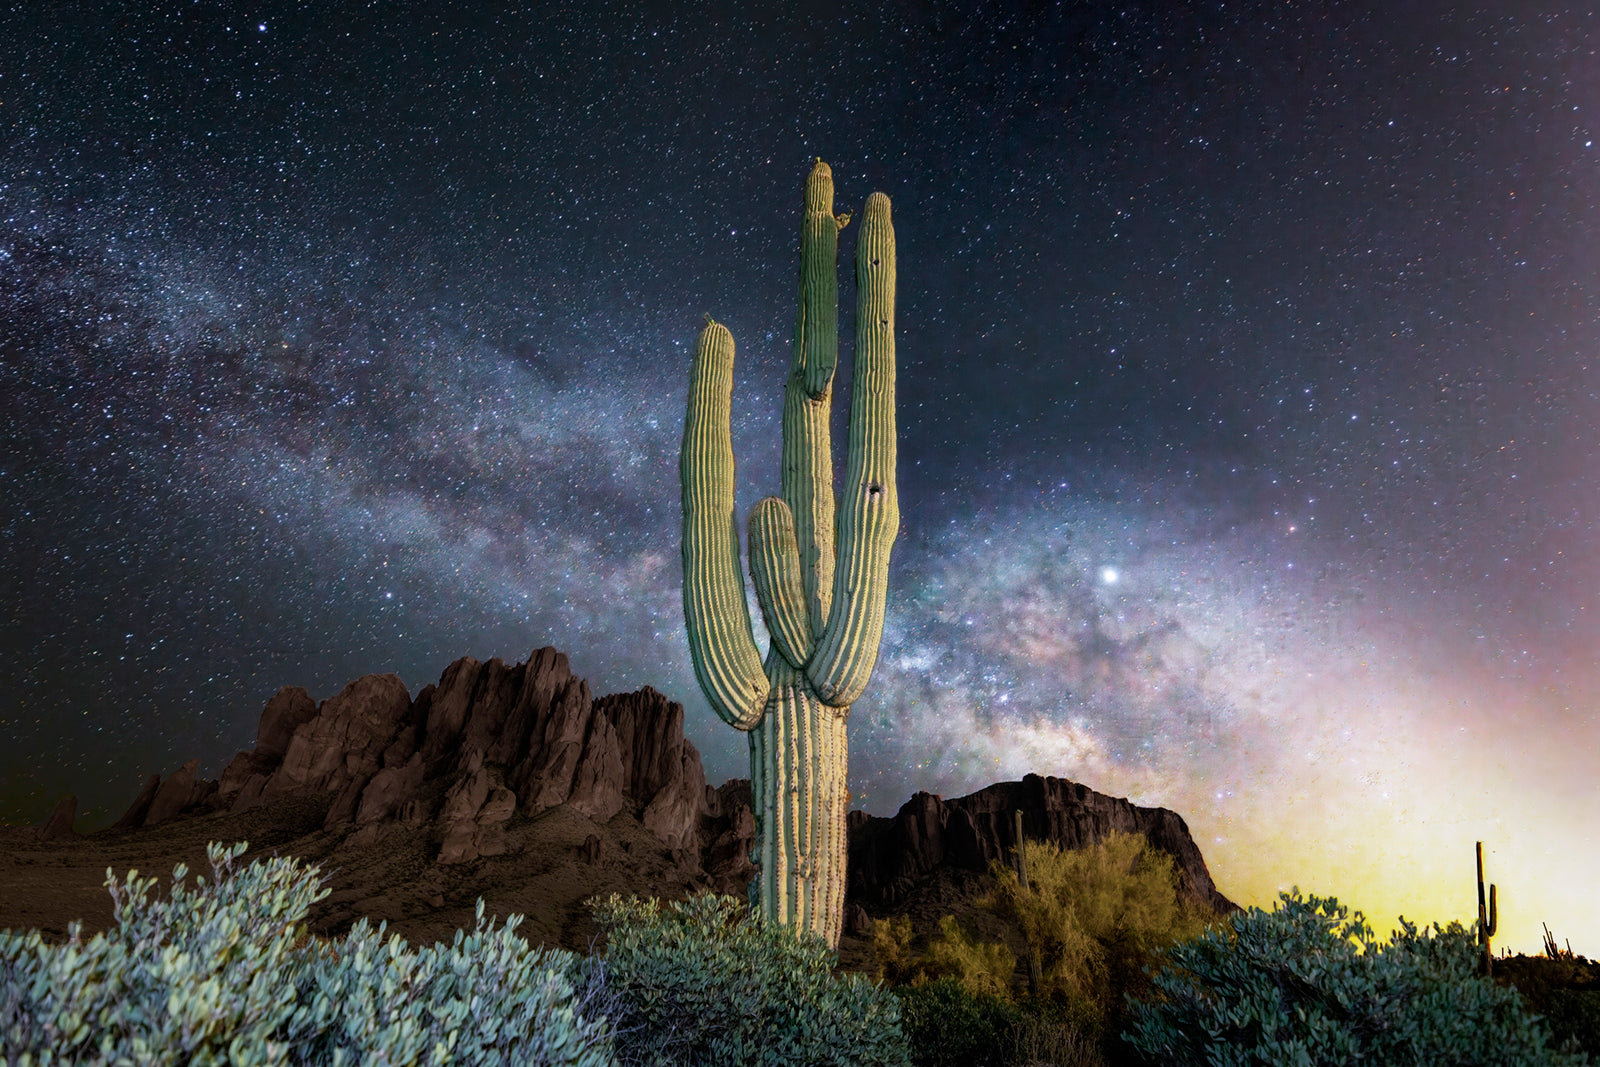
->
xmin=0 ymin=795 xmax=721 ymax=957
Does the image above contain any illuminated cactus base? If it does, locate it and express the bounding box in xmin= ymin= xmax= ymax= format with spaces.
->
xmin=748 ymin=657 xmax=850 ymax=939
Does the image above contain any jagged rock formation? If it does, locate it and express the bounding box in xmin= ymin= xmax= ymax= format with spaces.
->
xmin=89 ymin=648 xmax=1235 ymax=941
xmin=109 ymin=775 xmax=160 ymax=832
xmin=34 ymin=795 xmax=77 ymax=842
xmin=698 ymin=779 xmax=758 ymax=897
xmin=111 ymin=647 xmax=710 ymax=865
xmin=846 ymin=774 xmax=1238 ymax=917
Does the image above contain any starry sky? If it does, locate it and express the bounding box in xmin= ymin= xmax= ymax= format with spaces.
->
xmin=2 ymin=2 xmax=1596 ymax=955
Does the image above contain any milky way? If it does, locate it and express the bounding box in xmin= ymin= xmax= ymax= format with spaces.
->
xmin=2 ymin=2 xmax=1596 ymax=953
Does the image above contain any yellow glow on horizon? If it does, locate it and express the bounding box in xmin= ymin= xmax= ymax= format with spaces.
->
xmin=976 ymin=614 xmax=1599 ymax=959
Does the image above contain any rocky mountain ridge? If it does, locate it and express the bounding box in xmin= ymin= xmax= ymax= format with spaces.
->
xmin=14 ymin=646 xmax=1236 ymax=959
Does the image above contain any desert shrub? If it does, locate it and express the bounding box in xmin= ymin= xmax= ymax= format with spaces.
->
xmin=1121 ymin=889 xmax=1590 ymax=1066
xmin=891 ymin=975 xmax=1022 ymax=1067
xmin=1544 ymin=991 xmax=1600 ymax=1059
xmin=291 ymin=900 xmax=619 ymax=1067
xmin=870 ymin=913 xmax=920 ymax=986
xmin=1008 ymin=1010 xmax=1108 ymax=1067
xmin=590 ymin=891 xmax=911 ymax=1067
xmin=891 ymin=976 xmax=1109 ymax=1067
xmin=0 ymin=840 xmax=619 ymax=1066
xmin=0 ymin=841 xmax=330 ymax=1064
xmin=982 ymin=831 xmax=1216 ymax=1025
xmin=878 ymin=831 xmax=1216 ymax=1045
xmin=919 ymin=914 xmax=1018 ymax=999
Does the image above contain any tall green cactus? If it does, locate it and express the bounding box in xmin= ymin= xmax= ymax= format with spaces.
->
xmin=680 ymin=160 xmax=897 ymax=948
xmin=1477 ymin=840 xmax=1499 ymax=976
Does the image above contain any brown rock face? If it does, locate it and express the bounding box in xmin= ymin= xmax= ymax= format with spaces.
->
xmin=266 ymin=674 xmax=413 ymax=800
xmin=119 ymin=647 xmax=712 ymax=868
xmin=844 ymin=773 xmax=1238 ymax=917
xmin=143 ymin=758 xmax=202 ymax=828
xmin=256 ymin=686 xmax=318 ymax=760
xmin=110 ymin=774 xmax=159 ymax=832
xmin=35 ymin=795 xmax=77 ymax=841
xmin=698 ymin=779 xmax=757 ymax=897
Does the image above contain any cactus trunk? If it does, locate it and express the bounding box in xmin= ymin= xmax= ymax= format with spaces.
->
xmin=749 ymin=656 xmax=850 ymax=943
xmin=680 ymin=160 xmax=897 ymax=947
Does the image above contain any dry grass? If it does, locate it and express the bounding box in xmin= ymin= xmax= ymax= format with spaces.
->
xmin=1008 ymin=1014 xmax=1108 ymax=1067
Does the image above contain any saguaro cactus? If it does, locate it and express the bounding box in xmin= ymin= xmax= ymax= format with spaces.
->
xmin=1476 ymin=840 xmax=1498 ymax=976
xmin=680 ymin=160 xmax=897 ymax=948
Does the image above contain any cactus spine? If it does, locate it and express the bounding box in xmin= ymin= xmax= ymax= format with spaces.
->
xmin=1476 ymin=840 xmax=1498 ymax=976
xmin=681 ymin=160 xmax=897 ymax=948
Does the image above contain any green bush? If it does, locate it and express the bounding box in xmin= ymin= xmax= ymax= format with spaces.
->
xmin=590 ymin=891 xmax=912 ymax=1067
xmin=873 ymin=830 xmax=1218 ymax=1047
xmin=0 ymin=841 xmax=332 ymax=1064
xmin=1121 ymin=889 xmax=1590 ymax=1066
xmin=1545 ymin=991 xmax=1600 ymax=1059
xmin=891 ymin=976 xmax=1021 ymax=1067
xmin=0 ymin=841 xmax=619 ymax=1066
xmin=980 ymin=831 xmax=1216 ymax=1026
xmin=291 ymin=901 xmax=619 ymax=1067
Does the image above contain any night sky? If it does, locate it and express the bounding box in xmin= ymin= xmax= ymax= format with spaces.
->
xmin=2 ymin=2 xmax=1596 ymax=955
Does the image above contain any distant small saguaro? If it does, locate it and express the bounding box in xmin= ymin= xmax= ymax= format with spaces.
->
xmin=1476 ymin=840 xmax=1498 ymax=977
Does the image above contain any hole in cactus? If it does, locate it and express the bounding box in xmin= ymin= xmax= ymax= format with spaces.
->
xmin=867 ymin=482 xmax=883 ymax=499
xmin=871 ymin=258 xmax=880 ymax=266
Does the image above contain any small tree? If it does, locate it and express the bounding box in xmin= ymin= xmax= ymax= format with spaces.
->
xmin=873 ymin=831 xmax=1220 ymax=1042
xmin=979 ymin=831 xmax=1217 ymax=1033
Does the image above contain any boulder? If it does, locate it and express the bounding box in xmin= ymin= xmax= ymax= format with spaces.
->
xmin=354 ymin=752 xmax=426 ymax=825
xmin=580 ymin=833 xmax=602 ymax=864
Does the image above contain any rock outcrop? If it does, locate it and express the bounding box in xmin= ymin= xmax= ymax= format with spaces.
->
xmin=697 ymin=779 xmax=757 ymax=897
xmin=110 ymin=774 xmax=160 ymax=832
xmin=112 ymin=647 xmax=711 ymax=865
xmin=34 ymin=795 xmax=77 ymax=841
xmin=845 ymin=773 xmax=1238 ymax=917
xmin=96 ymin=647 xmax=1236 ymax=931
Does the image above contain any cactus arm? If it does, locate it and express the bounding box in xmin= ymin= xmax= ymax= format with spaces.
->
xmin=782 ymin=160 xmax=841 ymax=638
xmin=748 ymin=496 xmax=813 ymax=668
xmin=807 ymin=191 xmax=899 ymax=707
xmin=797 ymin=159 xmax=843 ymax=400
xmin=681 ymin=318 xmax=770 ymax=730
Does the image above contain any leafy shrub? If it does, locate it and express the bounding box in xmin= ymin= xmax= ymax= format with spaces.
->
xmin=1121 ymin=889 xmax=1591 ymax=1066
xmin=870 ymin=913 xmax=920 ymax=986
xmin=291 ymin=900 xmax=619 ymax=1067
xmin=0 ymin=841 xmax=331 ymax=1064
xmin=979 ymin=831 xmax=1217 ymax=1028
xmin=1545 ymin=991 xmax=1600 ymax=1059
xmin=919 ymin=914 xmax=1018 ymax=999
xmin=590 ymin=891 xmax=912 ymax=1067
xmin=873 ymin=831 xmax=1217 ymax=1046
xmin=891 ymin=976 xmax=1022 ymax=1067
xmin=0 ymin=840 xmax=619 ymax=1066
